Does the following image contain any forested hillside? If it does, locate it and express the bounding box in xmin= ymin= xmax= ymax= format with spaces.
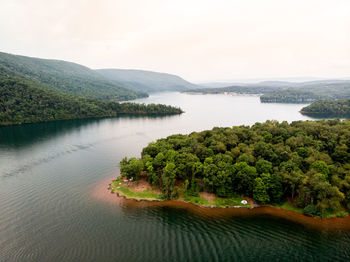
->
xmin=0 ymin=78 xmax=182 ymax=126
xmin=96 ymin=69 xmax=200 ymax=93
xmin=0 ymin=52 xmax=147 ymax=101
xmin=120 ymin=120 xmax=350 ymax=217
xmin=301 ymin=99 xmax=350 ymax=116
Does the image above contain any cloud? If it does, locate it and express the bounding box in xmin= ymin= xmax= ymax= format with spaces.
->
xmin=0 ymin=0 xmax=349 ymax=81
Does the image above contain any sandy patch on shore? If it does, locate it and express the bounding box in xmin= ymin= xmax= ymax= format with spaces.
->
xmin=90 ymin=176 xmax=121 ymax=204
xmin=128 ymin=179 xmax=162 ymax=194
xmin=200 ymin=192 xmax=216 ymax=203
xmin=129 ymin=180 xmax=151 ymax=192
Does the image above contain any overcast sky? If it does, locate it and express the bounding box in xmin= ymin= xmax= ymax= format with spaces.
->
xmin=0 ymin=0 xmax=349 ymax=82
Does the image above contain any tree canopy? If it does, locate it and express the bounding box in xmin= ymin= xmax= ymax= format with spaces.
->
xmin=0 ymin=52 xmax=183 ymax=126
xmin=120 ymin=120 xmax=350 ymax=217
xmin=301 ymin=99 xmax=350 ymax=116
xmin=0 ymin=79 xmax=183 ymax=126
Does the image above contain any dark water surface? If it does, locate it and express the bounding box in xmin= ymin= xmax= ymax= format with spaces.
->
xmin=0 ymin=93 xmax=349 ymax=262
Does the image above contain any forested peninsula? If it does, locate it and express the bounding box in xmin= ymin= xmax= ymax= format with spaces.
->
xmin=0 ymin=79 xmax=182 ymax=126
xmin=0 ymin=52 xmax=183 ymax=125
xmin=301 ymin=99 xmax=350 ymax=117
xmin=116 ymin=120 xmax=350 ymax=218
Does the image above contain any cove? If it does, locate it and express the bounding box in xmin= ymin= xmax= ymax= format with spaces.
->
xmin=1 ymin=92 xmax=349 ymax=262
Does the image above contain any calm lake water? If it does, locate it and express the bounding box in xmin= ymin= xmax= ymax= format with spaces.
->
xmin=0 ymin=92 xmax=349 ymax=262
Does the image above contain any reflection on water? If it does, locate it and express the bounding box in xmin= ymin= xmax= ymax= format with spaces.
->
xmin=0 ymin=115 xmax=175 ymax=149
xmin=300 ymin=112 xmax=350 ymax=120
xmin=0 ymin=93 xmax=349 ymax=262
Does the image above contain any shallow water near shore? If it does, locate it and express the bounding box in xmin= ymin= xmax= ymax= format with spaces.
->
xmin=1 ymin=92 xmax=350 ymax=261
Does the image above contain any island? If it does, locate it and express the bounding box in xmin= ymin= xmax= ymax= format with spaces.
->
xmin=112 ymin=120 xmax=350 ymax=218
xmin=300 ymin=99 xmax=350 ymax=117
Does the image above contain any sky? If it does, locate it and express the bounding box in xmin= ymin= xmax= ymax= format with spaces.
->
xmin=0 ymin=0 xmax=349 ymax=82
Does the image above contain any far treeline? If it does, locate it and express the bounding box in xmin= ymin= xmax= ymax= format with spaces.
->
xmin=185 ymin=80 xmax=350 ymax=103
xmin=259 ymin=81 xmax=350 ymax=103
xmin=260 ymin=90 xmax=323 ymax=103
xmin=301 ymin=99 xmax=350 ymax=117
xmin=120 ymin=120 xmax=350 ymax=217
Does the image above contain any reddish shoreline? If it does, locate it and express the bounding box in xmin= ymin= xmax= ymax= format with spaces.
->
xmin=91 ymin=177 xmax=350 ymax=231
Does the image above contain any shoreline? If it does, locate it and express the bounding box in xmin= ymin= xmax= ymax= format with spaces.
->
xmin=108 ymin=180 xmax=255 ymax=209
xmin=102 ymin=177 xmax=350 ymax=229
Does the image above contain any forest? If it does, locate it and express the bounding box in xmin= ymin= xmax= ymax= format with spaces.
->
xmin=120 ymin=120 xmax=350 ymax=217
xmin=260 ymin=90 xmax=323 ymax=103
xmin=0 ymin=79 xmax=183 ymax=126
xmin=0 ymin=51 xmax=184 ymax=126
xmin=301 ymin=99 xmax=350 ymax=116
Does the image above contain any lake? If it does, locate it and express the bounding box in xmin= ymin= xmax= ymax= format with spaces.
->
xmin=0 ymin=92 xmax=349 ymax=261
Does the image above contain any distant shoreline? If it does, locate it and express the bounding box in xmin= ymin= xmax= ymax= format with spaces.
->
xmin=183 ymin=91 xmax=261 ymax=97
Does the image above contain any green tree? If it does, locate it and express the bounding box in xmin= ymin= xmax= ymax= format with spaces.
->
xmin=255 ymin=159 xmax=273 ymax=174
xmin=120 ymin=157 xmax=144 ymax=180
xmin=253 ymin=177 xmax=270 ymax=204
xmin=311 ymin=160 xmax=329 ymax=176
xmin=161 ymin=162 xmax=177 ymax=199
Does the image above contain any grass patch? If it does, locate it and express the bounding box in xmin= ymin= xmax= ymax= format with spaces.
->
xmin=321 ymin=209 xmax=349 ymax=219
xmin=272 ymin=202 xmax=349 ymax=218
xmin=110 ymin=178 xmax=162 ymax=201
xmin=213 ymin=196 xmax=251 ymax=208
xmin=182 ymin=193 xmax=251 ymax=208
xmin=183 ymin=195 xmax=210 ymax=206
xmin=273 ymin=202 xmax=304 ymax=214
xmin=336 ymin=210 xmax=348 ymax=218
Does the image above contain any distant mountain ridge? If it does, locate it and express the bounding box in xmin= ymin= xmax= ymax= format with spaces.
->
xmin=199 ymin=77 xmax=350 ymax=87
xmin=0 ymin=52 xmax=147 ymax=101
xmin=96 ymin=69 xmax=201 ymax=93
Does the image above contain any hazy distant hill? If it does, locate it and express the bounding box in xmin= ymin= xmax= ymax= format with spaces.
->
xmin=187 ymin=79 xmax=350 ymax=103
xmin=199 ymin=77 xmax=336 ymax=88
xmin=260 ymin=80 xmax=350 ymax=102
xmin=96 ymin=69 xmax=201 ymax=93
xmin=199 ymin=81 xmax=294 ymax=88
xmin=0 ymin=52 xmax=147 ymax=101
